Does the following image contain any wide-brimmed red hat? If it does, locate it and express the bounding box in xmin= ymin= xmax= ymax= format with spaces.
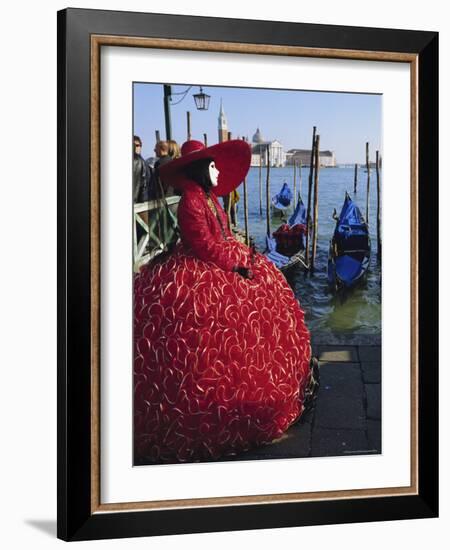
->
xmin=159 ymin=139 xmax=251 ymax=196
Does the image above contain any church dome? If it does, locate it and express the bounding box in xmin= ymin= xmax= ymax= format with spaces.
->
xmin=252 ymin=127 xmax=264 ymax=143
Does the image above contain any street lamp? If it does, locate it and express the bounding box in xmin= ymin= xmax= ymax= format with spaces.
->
xmin=193 ymin=86 xmax=211 ymax=111
xmin=162 ymin=85 xmax=211 ymax=140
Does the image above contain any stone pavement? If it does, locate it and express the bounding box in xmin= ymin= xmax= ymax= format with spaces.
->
xmin=224 ymin=343 xmax=382 ymax=462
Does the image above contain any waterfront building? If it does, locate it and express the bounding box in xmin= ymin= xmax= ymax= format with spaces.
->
xmin=286 ymin=148 xmax=337 ymax=167
xmin=250 ymin=127 xmax=286 ymax=167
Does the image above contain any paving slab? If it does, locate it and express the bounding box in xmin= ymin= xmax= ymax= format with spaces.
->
xmin=311 ymin=428 xmax=369 ymax=457
xmin=367 ymin=419 xmax=382 ymax=453
xmin=365 ymin=384 xmax=382 ymax=420
xmin=361 ymin=362 xmax=382 ymax=384
xmin=316 ymin=346 xmax=359 ymax=362
xmin=314 ymin=362 xmax=366 ymax=430
xmin=311 ymin=333 xmax=381 ymax=346
xmin=358 ymin=346 xmax=382 ymax=362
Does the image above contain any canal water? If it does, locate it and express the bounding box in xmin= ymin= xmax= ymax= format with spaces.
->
xmin=234 ymin=165 xmax=382 ymax=339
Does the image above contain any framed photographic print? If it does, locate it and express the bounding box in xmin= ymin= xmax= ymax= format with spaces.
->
xmin=57 ymin=8 xmax=438 ymax=541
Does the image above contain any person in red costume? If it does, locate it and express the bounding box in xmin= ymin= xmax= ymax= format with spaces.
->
xmin=134 ymin=139 xmax=315 ymax=464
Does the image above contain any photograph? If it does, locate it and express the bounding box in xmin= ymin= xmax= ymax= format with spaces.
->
xmin=132 ymin=82 xmax=382 ymax=466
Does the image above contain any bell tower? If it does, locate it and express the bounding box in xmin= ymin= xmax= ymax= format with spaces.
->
xmin=218 ymin=99 xmax=228 ymax=143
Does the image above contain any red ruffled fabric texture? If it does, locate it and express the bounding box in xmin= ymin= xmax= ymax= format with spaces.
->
xmin=134 ymin=185 xmax=311 ymax=464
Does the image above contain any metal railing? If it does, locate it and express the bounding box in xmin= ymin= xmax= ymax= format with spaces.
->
xmin=133 ymin=195 xmax=180 ymax=272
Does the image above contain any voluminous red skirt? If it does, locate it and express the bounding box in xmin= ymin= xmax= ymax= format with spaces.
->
xmin=134 ymin=240 xmax=311 ymax=463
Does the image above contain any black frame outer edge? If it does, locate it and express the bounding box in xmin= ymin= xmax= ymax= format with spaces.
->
xmin=72 ymin=495 xmax=435 ymax=542
xmin=58 ymin=8 xmax=93 ymax=540
xmin=57 ymin=8 xmax=439 ymax=541
xmin=57 ymin=8 xmax=67 ymax=542
xmin=61 ymin=7 xmax=436 ymax=53
xmin=417 ymin=33 xmax=439 ymax=515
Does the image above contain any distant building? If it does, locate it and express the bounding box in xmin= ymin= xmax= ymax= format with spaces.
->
xmin=287 ymin=148 xmax=336 ymax=167
xmin=252 ymin=127 xmax=264 ymax=144
xmin=218 ymin=99 xmax=228 ymax=143
xmin=250 ymin=127 xmax=286 ymax=167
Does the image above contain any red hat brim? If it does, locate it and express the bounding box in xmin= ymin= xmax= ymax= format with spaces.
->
xmin=159 ymin=140 xmax=251 ymax=197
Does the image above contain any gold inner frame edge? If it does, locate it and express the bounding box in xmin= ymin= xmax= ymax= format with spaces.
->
xmin=90 ymin=34 xmax=419 ymax=514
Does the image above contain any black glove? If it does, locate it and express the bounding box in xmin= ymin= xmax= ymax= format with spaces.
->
xmin=233 ymin=266 xmax=254 ymax=279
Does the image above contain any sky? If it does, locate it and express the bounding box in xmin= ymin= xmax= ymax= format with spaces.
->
xmin=133 ymin=82 xmax=382 ymax=165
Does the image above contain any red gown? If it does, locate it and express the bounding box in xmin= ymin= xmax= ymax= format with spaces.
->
xmin=134 ymin=183 xmax=311 ymax=463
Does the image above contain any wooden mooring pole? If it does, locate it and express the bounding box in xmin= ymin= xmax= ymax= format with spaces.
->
xmin=376 ymin=150 xmax=382 ymax=261
xmin=240 ymin=138 xmax=249 ymax=245
xmin=266 ymin=145 xmax=271 ymax=238
xmin=365 ymin=142 xmax=370 ymax=224
xmin=299 ymin=160 xmax=303 ymax=198
xmin=293 ymin=161 xmax=297 ymax=209
xmin=354 ymin=163 xmax=358 ymax=193
xmin=259 ymin=151 xmax=263 ymax=216
xmin=224 ymin=133 xmax=233 ymax=228
xmin=203 ymin=133 xmax=208 ymax=147
xmin=305 ymin=126 xmax=317 ymax=267
xmin=186 ymin=111 xmax=191 ymax=141
xmin=311 ymin=134 xmax=321 ymax=272
xmin=155 ymin=130 xmax=161 ymax=142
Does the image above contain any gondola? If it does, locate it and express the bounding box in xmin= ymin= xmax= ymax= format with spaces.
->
xmin=288 ymin=195 xmax=307 ymax=227
xmin=328 ymin=192 xmax=370 ymax=291
xmin=266 ymin=194 xmax=307 ymax=272
xmin=271 ymin=182 xmax=292 ymax=213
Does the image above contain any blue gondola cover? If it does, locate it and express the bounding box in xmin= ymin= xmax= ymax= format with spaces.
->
xmin=288 ymin=196 xmax=307 ymax=226
xmin=328 ymin=193 xmax=371 ymax=290
xmin=335 ymin=255 xmax=363 ymax=285
xmin=272 ymin=182 xmax=292 ymax=210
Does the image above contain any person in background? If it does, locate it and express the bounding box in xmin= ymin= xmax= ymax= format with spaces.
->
xmin=153 ymin=139 xmax=181 ymax=197
xmin=154 ymin=140 xmax=171 ymax=174
xmin=133 ymin=135 xmax=150 ymax=203
xmin=151 ymin=140 xmax=171 ymax=198
xmin=166 ymin=140 xmax=182 ymax=195
xmin=167 ymin=139 xmax=181 ymax=160
xmin=133 ymin=135 xmax=152 ymax=252
xmin=223 ymin=188 xmax=240 ymax=227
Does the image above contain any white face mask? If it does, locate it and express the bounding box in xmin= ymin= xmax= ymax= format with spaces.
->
xmin=209 ymin=161 xmax=219 ymax=187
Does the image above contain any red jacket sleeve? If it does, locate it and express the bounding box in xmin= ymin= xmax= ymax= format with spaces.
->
xmin=178 ymin=189 xmax=236 ymax=272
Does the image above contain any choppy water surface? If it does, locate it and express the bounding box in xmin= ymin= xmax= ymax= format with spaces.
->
xmin=234 ymin=166 xmax=381 ymax=337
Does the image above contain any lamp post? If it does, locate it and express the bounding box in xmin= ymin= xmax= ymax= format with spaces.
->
xmin=162 ymin=85 xmax=211 ymax=141
xmin=163 ymin=85 xmax=172 ymax=141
